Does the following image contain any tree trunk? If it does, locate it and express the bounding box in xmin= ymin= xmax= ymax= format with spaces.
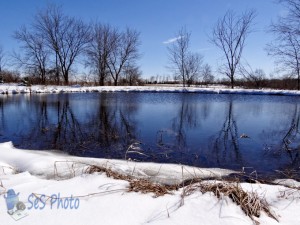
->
xmin=99 ymin=75 xmax=104 ymax=86
xmin=297 ymin=67 xmax=300 ymax=90
xmin=99 ymin=78 xmax=104 ymax=86
xmin=55 ymin=53 xmax=60 ymax=85
xmin=64 ymin=71 xmax=69 ymax=85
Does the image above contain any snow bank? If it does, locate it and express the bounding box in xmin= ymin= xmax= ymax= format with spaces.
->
xmin=0 ymin=142 xmax=300 ymax=225
xmin=0 ymin=142 xmax=233 ymax=185
xmin=1 ymin=84 xmax=300 ymax=96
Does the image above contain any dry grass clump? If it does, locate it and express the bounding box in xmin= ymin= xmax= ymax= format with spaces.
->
xmin=84 ymin=165 xmax=129 ymax=180
xmin=183 ymin=182 xmax=278 ymax=223
xmin=128 ymin=179 xmax=178 ymax=197
xmin=85 ymin=165 xmax=178 ymax=197
xmin=80 ymin=163 xmax=280 ymax=223
xmin=275 ymin=168 xmax=300 ymax=180
xmin=0 ymin=180 xmax=6 ymax=196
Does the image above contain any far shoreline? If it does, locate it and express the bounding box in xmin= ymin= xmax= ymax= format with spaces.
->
xmin=1 ymin=84 xmax=300 ymax=97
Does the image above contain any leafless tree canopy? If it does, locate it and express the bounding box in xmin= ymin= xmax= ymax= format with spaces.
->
xmin=85 ymin=23 xmax=117 ymax=86
xmin=85 ymin=24 xmax=140 ymax=86
xmin=13 ymin=26 xmax=49 ymax=84
xmin=279 ymin=0 xmax=300 ymax=25
xmin=122 ymin=64 xmax=142 ymax=86
xmin=33 ymin=5 xmax=90 ymax=84
xmin=239 ymin=62 xmax=266 ymax=88
xmin=0 ymin=70 xmax=20 ymax=83
xmin=202 ymin=63 xmax=214 ymax=85
xmin=12 ymin=4 xmax=141 ymax=86
xmin=167 ymin=27 xmax=203 ymax=87
xmin=267 ymin=0 xmax=300 ymax=89
xmin=211 ymin=10 xmax=256 ymax=88
xmin=106 ymin=28 xmax=141 ymax=86
xmin=0 ymin=45 xmax=5 ymax=73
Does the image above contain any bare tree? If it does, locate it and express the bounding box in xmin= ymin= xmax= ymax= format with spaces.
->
xmin=106 ymin=28 xmax=140 ymax=86
xmin=278 ymin=0 xmax=300 ymax=25
xmin=0 ymin=45 xmax=5 ymax=73
xmin=0 ymin=70 xmax=20 ymax=83
xmin=249 ymin=69 xmax=266 ymax=88
xmin=167 ymin=27 xmax=203 ymax=87
xmin=85 ymin=23 xmax=118 ymax=86
xmin=185 ymin=53 xmax=202 ymax=86
xmin=13 ymin=26 xmax=49 ymax=84
xmin=123 ymin=64 xmax=142 ymax=86
xmin=239 ymin=62 xmax=266 ymax=88
xmin=267 ymin=0 xmax=300 ymax=90
xmin=211 ymin=10 xmax=256 ymax=89
xmin=34 ymin=5 xmax=90 ymax=84
xmin=201 ymin=63 xmax=214 ymax=85
xmin=0 ymin=45 xmax=5 ymax=83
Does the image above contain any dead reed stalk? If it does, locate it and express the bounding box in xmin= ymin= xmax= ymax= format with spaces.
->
xmin=85 ymin=165 xmax=178 ymax=197
xmin=84 ymin=165 xmax=129 ymax=180
xmin=128 ymin=179 xmax=178 ymax=197
xmin=0 ymin=179 xmax=6 ymax=196
xmin=56 ymin=161 xmax=280 ymax=223
xmin=182 ymin=181 xmax=278 ymax=223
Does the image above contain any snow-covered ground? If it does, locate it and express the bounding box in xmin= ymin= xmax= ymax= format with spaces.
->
xmin=0 ymin=142 xmax=300 ymax=225
xmin=1 ymin=83 xmax=300 ymax=96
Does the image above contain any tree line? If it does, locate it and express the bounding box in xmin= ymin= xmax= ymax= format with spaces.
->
xmin=166 ymin=0 xmax=300 ymax=90
xmin=1 ymin=5 xmax=141 ymax=86
xmin=0 ymin=0 xmax=300 ymax=89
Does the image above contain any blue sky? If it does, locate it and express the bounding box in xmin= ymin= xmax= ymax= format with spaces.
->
xmin=0 ymin=0 xmax=283 ymax=79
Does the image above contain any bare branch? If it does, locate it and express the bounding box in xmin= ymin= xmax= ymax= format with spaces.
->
xmin=210 ymin=10 xmax=256 ymax=88
xmin=13 ymin=26 xmax=49 ymax=84
xmin=201 ymin=64 xmax=214 ymax=85
xmin=106 ymin=28 xmax=141 ymax=86
xmin=85 ymin=23 xmax=117 ymax=86
xmin=34 ymin=5 xmax=91 ymax=84
xmin=267 ymin=0 xmax=300 ymax=89
xmin=239 ymin=62 xmax=266 ymax=88
xmin=0 ymin=45 xmax=5 ymax=73
xmin=167 ymin=27 xmax=203 ymax=87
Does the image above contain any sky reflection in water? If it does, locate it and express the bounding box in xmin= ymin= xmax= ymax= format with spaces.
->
xmin=0 ymin=92 xmax=299 ymax=179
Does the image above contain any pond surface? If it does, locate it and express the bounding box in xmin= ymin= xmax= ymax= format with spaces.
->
xmin=0 ymin=92 xmax=300 ymax=180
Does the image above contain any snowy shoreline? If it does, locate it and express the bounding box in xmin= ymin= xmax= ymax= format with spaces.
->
xmin=0 ymin=142 xmax=300 ymax=225
xmin=1 ymin=84 xmax=300 ymax=96
xmin=0 ymin=142 xmax=234 ymax=185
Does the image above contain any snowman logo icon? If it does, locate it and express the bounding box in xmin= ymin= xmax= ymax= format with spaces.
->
xmin=4 ymin=189 xmax=26 ymax=215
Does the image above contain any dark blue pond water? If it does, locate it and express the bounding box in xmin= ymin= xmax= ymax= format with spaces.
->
xmin=0 ymin=92 xmax=299 ymax=180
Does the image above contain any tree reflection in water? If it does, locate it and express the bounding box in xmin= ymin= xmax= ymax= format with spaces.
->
xmin=0 ymin=93 xmax=139 ymax=158
xmin=261 ymin=103 xmax=300 ymax=177
xmin=171 ymin=94 xmax=199 ymax=149
xmin=212 ymin=99 xmax=242 ymax=167
xmin=0 ymin=97 xmax=5 ymax=139
xmin=0 ymin=93 xmax=300 ymax=179
xmin=87 ymin=92 xmax=139 ymax=158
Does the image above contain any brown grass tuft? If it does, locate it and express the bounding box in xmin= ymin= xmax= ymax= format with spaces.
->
xmin=85 ymin=165 xmax=178 ymax=197
xmin=0 ymin=180 xmax=6 ymax=196
xmin=183 ymin=182 xmax=278 ymax=223
xmin=85 ymin=165 xmax=129 ymax=180
xmin=128 ymin=179 xmax=178 ymax=197
xmin=76 ymin=163 xmax=279 ymax=223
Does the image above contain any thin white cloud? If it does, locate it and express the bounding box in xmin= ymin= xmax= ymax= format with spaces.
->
xmin=163 ymin=36 xmax=183 ymax=44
